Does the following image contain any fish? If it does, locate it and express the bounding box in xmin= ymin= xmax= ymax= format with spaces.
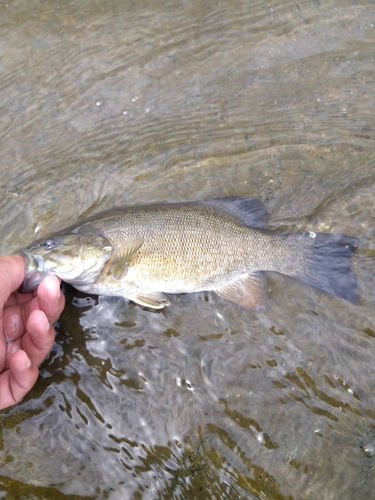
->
xmin=18 ymin=197 xmax=359 ymax=309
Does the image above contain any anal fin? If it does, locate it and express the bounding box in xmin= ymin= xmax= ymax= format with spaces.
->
xmin=215 ymin=273 xmax=267 ymax=310
xmin=127 ymin=292 xmax=171 ymax=309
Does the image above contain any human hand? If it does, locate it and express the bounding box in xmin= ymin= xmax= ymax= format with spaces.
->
xmin=0 ymin=255 xmax=65 ymax=410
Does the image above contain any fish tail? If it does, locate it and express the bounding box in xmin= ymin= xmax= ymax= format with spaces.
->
xmin=289 ymin=232 xmax=359 ymax=301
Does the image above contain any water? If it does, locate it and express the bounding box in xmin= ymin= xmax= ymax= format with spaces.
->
xmin=1 ymin=0 xmax=375 ymax=498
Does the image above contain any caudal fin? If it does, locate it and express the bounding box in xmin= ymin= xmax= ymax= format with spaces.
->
xmin=291 ymin=232 xmax=359 ymax=302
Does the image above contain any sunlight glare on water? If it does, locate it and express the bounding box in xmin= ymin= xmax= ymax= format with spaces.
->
xmin=1 ymin=0 xmax=375 ymax=499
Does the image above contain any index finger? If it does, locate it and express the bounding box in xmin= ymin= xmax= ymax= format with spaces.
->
xmin=0 ymin=256 xmax=26 ymax=309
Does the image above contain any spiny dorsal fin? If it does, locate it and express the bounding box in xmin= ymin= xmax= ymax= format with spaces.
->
xmin=200 ymin=197 xmax=267 ymax=228
xmin=110 ymin=237 xmax=144 ymax=280
xmin=215 ymin=272 xmax=267 ymax=310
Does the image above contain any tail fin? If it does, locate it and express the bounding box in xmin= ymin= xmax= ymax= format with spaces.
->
xmin=290 ymin=232 xmax=359 ymax=302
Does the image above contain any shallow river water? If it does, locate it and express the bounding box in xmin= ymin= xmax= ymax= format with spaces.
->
xmin=1 ymin=0 xmax=375 ymax=498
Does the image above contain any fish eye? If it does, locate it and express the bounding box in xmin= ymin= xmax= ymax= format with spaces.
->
xmin=43 ymin=239 xmax=59 ymax=250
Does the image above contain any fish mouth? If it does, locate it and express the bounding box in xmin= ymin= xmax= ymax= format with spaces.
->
xmin=18 ymin=251 xmax=48 ymax=293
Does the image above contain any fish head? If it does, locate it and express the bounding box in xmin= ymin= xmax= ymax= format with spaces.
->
xmin=19 ymin=233 xmax=113 ymax=292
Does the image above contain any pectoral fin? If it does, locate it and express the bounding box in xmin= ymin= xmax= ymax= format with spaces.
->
xmin=110 ymin=237 xmax=144 ymax=280
xmin=127 ymin=292 xmax=171 ymax=309
xmin=215 ymin=273 xmax=267 ymax=310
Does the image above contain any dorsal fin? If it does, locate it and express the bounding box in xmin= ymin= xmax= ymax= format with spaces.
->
xmin=200 ymin=197 xmax=267 ymax=228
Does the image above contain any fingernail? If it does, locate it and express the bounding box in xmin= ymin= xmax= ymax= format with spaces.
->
xmin=23 ymin=351 xmax=31 ymax=368
xmin=11 ymin=314 xmax=20 ymax=334
xmin=44 ymin=314 xmax=50 ymax=331
xmin=10 ymin=344 xmax=19 ymax=355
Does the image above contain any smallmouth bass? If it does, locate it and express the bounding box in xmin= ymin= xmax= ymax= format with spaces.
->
xmin=19 ymin=197 xmax=358 ymax=309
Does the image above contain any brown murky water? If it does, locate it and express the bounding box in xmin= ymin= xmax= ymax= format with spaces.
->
xmin=1 ymin=0 xmax=375 ymax=498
